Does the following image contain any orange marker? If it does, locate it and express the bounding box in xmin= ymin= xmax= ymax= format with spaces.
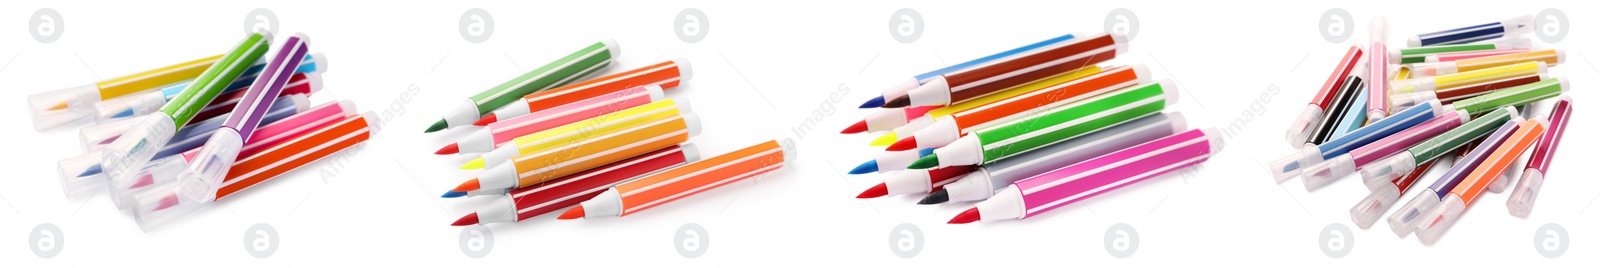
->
xmin=447 ymin=112 xmax=700 ymax=194
xmin=1415 ymin=118 xmax=1546 ymax=244
xmin=560 ymin=139 xmax=794 ymax=219
xmin=477 ymin=59 xmax=691 ymax=125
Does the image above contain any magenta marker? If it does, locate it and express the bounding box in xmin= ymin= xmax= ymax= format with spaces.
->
xmin=948 ymin=128 xmax=1220 ymax=224
xmin=1301 ymin=109 xmax=1468 ymax=190
xmin=1507 ymin=96 xmax=1571 ymax=217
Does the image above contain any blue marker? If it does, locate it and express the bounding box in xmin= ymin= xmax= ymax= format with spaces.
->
xmin=858 ymin=33 xmax=1078 ymax=108
xmin=1407 ymin=15 xmax=1533 ymax=47
xmin=1267 ymin=100 xmax=1450 ymax=182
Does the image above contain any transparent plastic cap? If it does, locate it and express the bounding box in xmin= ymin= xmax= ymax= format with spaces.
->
xmin=93 ymin=91 xmax=167 ymax=124
xmin=177 ymin=131 xmax=247 ymax=203
xmin=1502 ymin=15 xmax=1536 ymax=36
xmin=110 ymin=156 xmax=188 ymax=210
xmin=28 ymin=84 xmax=103 ymax=131
xmin=1268 ymin=146 xmax=1323 ymax=183
xmin=1389 ymin=91 xmax=1437 ymax=112
xmin=1350 ymin=183 xmax=1402 ymax=229
xmin=1284 ymin=105 xmax=1323 ymax=148
xmin=1415 ymin=195 xmax=1467 ymax=244
xmin=1408 ymin=62 xmax=1456 ymax=78
xmin=130 ymin=177 xmax=215 ymax=232
xmin=1301 ymin=155 xmax=1354 ymax=191
xmin=79 ymin=118 xmax=137 ymax=152
xmin=100 ymin=114 xmax=179 ymax=181
xmin=1495 ymin=38 xmax=1533 ymax=49
xmin=58 ymin=152 xmax=108 ymax=198
xmin=1387 ymin=192 xmax=1441 ymax=237
xmin=1360 ymin=153 xmax=1416 ymax=190
xmin=1506 ymin=169 xmax=1544 ymax=218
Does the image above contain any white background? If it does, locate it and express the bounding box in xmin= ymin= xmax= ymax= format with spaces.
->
xmin=1 ymin=0 xmax=1595 ymax=266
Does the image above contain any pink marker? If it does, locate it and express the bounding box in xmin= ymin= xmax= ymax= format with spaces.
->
xmin=437 ymin=85 xmax=666 ymax=155
xmin=1301 ymin=109 xmax=1468 ymax=190
xmin=1507 ymin=96 xmax=1571 ymax=217
xmin=1367 ymin=17 xmax=1391 ymax=122
xmin=948 ymin=128 xmax=1220 ymax=224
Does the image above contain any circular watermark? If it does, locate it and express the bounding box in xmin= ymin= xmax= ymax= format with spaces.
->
xmin=888 ymin=223 xmax=923 ymax=258
xmin=243 ymin=8 xmax=278 ymax=35
xmin=29 ymin=8 xmax=64 ymax=43
xmin=1104 ymin=223 xmax=1139 ymax=258
xmin=459 ymin=225 xmax=493 ymax=258
xmin=459 ymin=8 xmax=494 ymax=43
xmin=1319 ymin=223 xmax=1354 ymax=258
xmin=243 ymin=223 xmax=279 ymax=258
xmin=1534 ymin=223 xmax=1568 ymax=258
xmin=1535 ymin=8 xmax=1568 ymax=43
xmin=1319 ymin=8 xmax=1354 ymax=43
xmin=674 ymin=223 xmax=710 ymax=258
xmin=1103 ymin=8 xmax=1139 ymax=41
xmin=674 ymin=8 xmax=710 ymax=43
xmin=888 ymin=8 xmax=923 ymax=43
xmin=30 ymin=223 xmax=64 ymax=258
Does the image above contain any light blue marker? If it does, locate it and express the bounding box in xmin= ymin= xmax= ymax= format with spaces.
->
xmin=1267 ymin=99 xmax=1449 ymax=182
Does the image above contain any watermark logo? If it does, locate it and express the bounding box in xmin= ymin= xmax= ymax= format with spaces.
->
xmin=675 ymin=8 xmax=710 ymax=43
xmin=30 ymin=8 xmax=63 ymax=43
xmin=1319 ymin=223 xmax=1354 ymax=258
xmin=1319 ymin=8 xmax=1353 ymax=43
xmin=459 ymin=225 xmax=494 ymax=258
xmin=459 ymin=8 xmax=494 ymax=43
xmin=888 ymin=223 xmax=923 ymax=258
xmin=1104 ymin=223 xmax=1139 ymax=258
xmin=243 ymin=223 xmax=279 ymax=258
xmin=675 ymin=223 xmax=710 ymax=258
xmin=243 ymin=8 xmax=278 ymax=35
xmin=30 ymin=223 xmax=64 ymax=258
xmin=888 ymin=8 xmax=923 ymax=43
xmin=1104 ymin=8 xmax=1140 ymax=41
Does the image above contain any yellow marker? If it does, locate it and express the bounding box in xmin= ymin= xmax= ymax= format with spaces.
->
xmin=464 ymin=99 xmax=688 ymax=170
xmin=1391 ymin=61 xmax=1545 ymax=94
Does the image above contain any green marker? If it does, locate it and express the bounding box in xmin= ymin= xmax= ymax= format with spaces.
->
xmin=1389 ymin=38 xmax=1529 ymax=64
xmin=426 ymin=39 xmax=619 ymax=133
xmin=908 ymin=80 xmax=1177 ymax=169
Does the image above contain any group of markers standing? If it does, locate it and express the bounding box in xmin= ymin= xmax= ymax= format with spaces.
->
xmin=1272 ymin=15 xmax=1572 ymax=244
xmin=28 ymin=31 xmax=373 ymax=232
xmin=840 ymin=32 xmax=1222 ymax=224
xmin=423 ymin=40 xmax=793 ymax=226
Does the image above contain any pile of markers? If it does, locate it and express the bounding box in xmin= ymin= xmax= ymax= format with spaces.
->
xmin=1271 ymin=15 xmax=1572 ymax=244
xmin=423 ymin=40 xmax=793 ymax=226
xmin=31 ymin=31 xmax=374 ymax=232
xmin=840 ymin=32 xmax=1221 ymax=224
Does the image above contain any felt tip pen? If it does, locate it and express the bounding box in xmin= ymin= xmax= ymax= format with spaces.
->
xmin=475 ymin=59 xmax=691 ymax=127
xmin=98 ymin=32 xmax=274 ymax=182
xmin=462 ymin=98 xmax=690 ymax=170
xmin=925 ymin=112 xmax=1185 ymax=204
xmin=1407 ymin=15 xmax=1533 ymax=47
xmin=1390 ymin=38 xmax=1532 ymax=64
xmin=447 ymin=112 xmax=700 ymax=195
xmin=1386 ymin=114 xmax=1523 ymax=237
xmin=28 ymin=54 xmax=226 ymax=131
xmin=1267 ymin=100 xmax=1448 ymax=182
xmin=1310 ymin=65 xmax=1369 ymax=145
xmin=79 ymin=73 xmax=316 ymax=153
xmin=1396 ymin=77 xmax=1566 ymax=119
xmin=858 ymin=33 xmax=1079 ymax=108
xmin=1301 ymin=108 xmax=1470 ymax=191
xmin=1367 ymin=17 xmax=1391 ymax=122
xmin=90 ymin=54 xmax=322 ymax=124
xmin=948 ymin=128 xmax=1220 ymax=224
xmin=560 ymin=139 xmax=794 ymax=219
xmin=886 ymin=33 xmax=1127 ymax=108
xmin=1409 ymin=49 xmax=1561 ymax=78
xmin=867 ymin=65 xmax=1107 ymax=146
xmin=1416 ymin=118 xmax=1547 ymax=244
xmin=910 ymin=80 xmax=1176 ymax=169
xmin=887 ymin=65 xmax=1151 ymax=151
xmin=1286 ymin=46 xmax=1363 ymax=147
xmin=1390 ymin=61 xmax=1547 ymax=97
xmin=1420 ymin=48 xmax=1531 ymax=64
xmin=847 ymin=148 xmax=934 ymax=174
xmin=1361 ymin=107 xmax=1525 ymax=189
xmin=867 ymin=118 xmax=934 ymax=147
xmin=452 ymin=144 xmax=698 ymax=224
xmin=857 ymin=165 xmax=976 ymax=198
xmin=426 ymin=40 xmax=618 ymax=133
xmin=438 ymin=85 xmax=665 ymax=155
xmin=1388 ymin=75 xmax=1543 ymax=111
xmin=1507 ymin=97 xmax=1571 ymax=217
xmin=840 ymin=105 xmax=938 ymax=134
xmin=1350 ymin=158 xmax=1436 ymax=229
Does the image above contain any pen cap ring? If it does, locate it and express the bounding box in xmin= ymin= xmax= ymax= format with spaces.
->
xmin=679 ymin=143 xmax=702 ymax=163
xmin=672 ymin=57 xmax=693 ymax=81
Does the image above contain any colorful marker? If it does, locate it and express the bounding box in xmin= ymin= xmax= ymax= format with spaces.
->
xmin=1507 ymin=97 xmax=1571 ymax=217
xmin=948 ymin=128 xmax=1220 ymax=224
xmin=1407 ymin=15 xmax=1533 ymax=47
xmin=90 ymin=53 xmax=323 ymax=124
xmin=1328 ymin=88 xmax=1369 ymax=140
xmin=1388 ymin=75 xmax=1543 ymax=111
xmin=1387 ymin=114 xmax=1524 ymax=237
xmin=1408 ymin=49 xmax=1562 ymax=78
xmin=438 ymin=85 xmax=665 ymax=155
xmin=559 ymin=139 xmax=793 ymax=219
xmin=1390 ymin=38 xmax=1531 ymax=64
xmin=887 ymin=65 xmax=1151 ymax=151
xmin=78 ymin=75 xmax=315 ymax=152
xmin=446 ymin=112 xmax=699 ymax=195
xmin=909 ymin=80 xmax=1176 ymax=168
xmin=1286 ymin=46 xmax=1363 ymax=147
xmin=857 ymin=33 xmax=1079 ymax=108
xmin=1311 ymin=66 xmax=1368 ymax=145
xmin=885 ymin=33 xmax=1126 ymax=108
xmin=476 ymin=59 xmax=691 ymax=126
xmin=1300 ymin=109 xmax=1470 ymax=190
xmin=98 ymin=32 xmax=274 ymax=182
xmin=1416 ymin=118 xmax=1547 ymax=244
xmin=1389 ymin=61 xmax=1547 ymax=96
xmin=856 ymin=165 xmax=976 ymax=198
xmin=28 ymin=54 xmax=227 ymax=131
xmin=426 ymin=40 xmax=618 ymax=133
xmin=1361 ymin=106 xmax=1526 ymax=189
xmin=461 ymin=99 xmax=690 ymax=170
xmin=452 ymin=144 xmax=698 ymax=225
xmin=1420 ymin=48 xmax=1531 ymax=64
xmin=840 ymin=105 xmax=938 ymax=134
xmin=865 ymin=65 xmax=1106 ymax=146
xmin=1350 ymin=158 xmax=1436 ymax=229
xmin=924 ymin=112 xmax=1186 ymax=204
xmin=1267 ymin=100 xmax=1450 ymax=182
xmin=1367 ymin=17 xmax=1391 ymax=122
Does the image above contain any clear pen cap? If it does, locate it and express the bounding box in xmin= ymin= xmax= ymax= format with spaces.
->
xmin=1359 ymin=152 xmax=1417 ymax=190
xmin=79 ymin=118 xmax=136 ymax=152
xmin=1415 ymin=195 xmax=1467 ymax=244
xmin=129 ymin=176 xmax=215 ymax=232
xmin=57 ymin=152 xmax=108 ymax=199
xmin=1350 ymin=183 xmax=1403 ymax=229
xmin=27 ymin=84 xmax=100 ymax=131
xmin=175 ymin=130 xmax=247 ymax=203
xmin=1267 ymin=145 xmax=1324 ymax=183
xmin=110 ymin=156 xmax=189 ymax=210
xmin=1284 ymin=105 xmax=1324 ymax=148
xmin=100 ymin=114 xmax=178 ymax=181
xmin=1506 ymin=168 xmax=1544 ymax=218
xmin=1387 ymin=191 xmax=1442 ymax=237
xmin=93 ymin=90 xmax=169 ymax=125
xmin=1301 ymin=154 xmax=1354 ymax=191
xmin=1502 ymin=15 xmax=1536 ymax=36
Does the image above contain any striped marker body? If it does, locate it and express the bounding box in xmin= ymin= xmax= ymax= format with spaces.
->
xmin=1012 ymin=129 xmax=1217 ymax=219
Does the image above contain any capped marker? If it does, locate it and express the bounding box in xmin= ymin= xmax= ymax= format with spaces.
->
xmin=483 ymin=59 xmax=690 ymax=126
xmin=561 ymin=140 xmax=793 ymax=220
xmin=848 ymin=148 xmax=934 ymax=174
xmin=451 ymin=145 xmax=697 ymax=224
xmin=1309 ymin=65 xmax=1368 ymax=145
xmin=1285 ymin=46 xmax=1362 ymax=147
xmin=460 ymin=98 xmax=691 ymax=170
xmin=1350 ymin=159 xmax=1435 ymax=229
xmin=1416 ymin=118 xmax=1547 ymax=244
xmin=1390 ymin=38 xmax=1532 ymax=64
xmin=1388 ymin=112 xmax=1524 ymax=237
xmin=1266 ymin=100 xmax=1450 ymax=182
xmin=1406 ymin=15 xmax=1533 ymax=47
xmin=1301 ymin=109 xmax=1471 ymax=191
xmin=91 ymin=53 xmax=324 ymax=124
xmin=1367 ymin=16 xmax=1391 ymax=122
xmin=1363 ymin=89 xmax=1557 ymax=187
xmin=879 ymin=65 xmax=1105 ymax=146
xmin=858 ymin=33 xmax=1081 ymax=109
xmin=1507 ymin=97 xmax=1571 ymax=217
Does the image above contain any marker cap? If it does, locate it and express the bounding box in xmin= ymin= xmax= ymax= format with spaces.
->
xmin=93 ymin=91 xmax=169 ymax=124
xmin=1506 ymin=168 xmax=1544 ymax=218
xmin=79 ymin=118 xmax=137 ymax=152
xmin=1301 ymin=154 xmax=1354 ymax=191
xmin=1359 ymin=152 xmax=1417 ymax=189
xmin=27 ymin=84 xmax=101 ymax=131
xmin=129 ymin=166 xmax=215 ymax=232
xmin=57 ymin=152 xmax=108 ymax=199
xmin=1284 ymin=105 xmax=1324 ymax=148
xmin=1267 ymin=145 xmax=1323 ymax=183
xmin=1389 ymin=90 xmax=1438 ymax=112
xmin=101 ymin=114 xmax=179 ymax=181
xmin=1415 ymin=195 xmax=1467 ymax=244
xmin=1350 ymin=183 xmax=1402 ymax=229
xmin=672 ymin=57 xmax=693 ymax=81
xmin=1502 ymin=15 xmax=1536 ymax=36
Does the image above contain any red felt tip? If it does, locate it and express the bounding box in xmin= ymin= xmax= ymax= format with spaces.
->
xmin=855 ymin=183 xmax=889 ymax=199
xmin=434 ymin=143 xmax=460 ymax=155
xmin=885 ymin=136 xmax=918 ymax=151
xmin=947 ymin=208 xmax=981 ymax=224
xmin=557 ymin=206 xmax=585 ymax=220
xmin=472 ymin=114 xmax=498 ymax=126
xmin=451 ymin=213 xmax=480 ymax=226
xmin=840 ymin=120 xmax=869 ymax=134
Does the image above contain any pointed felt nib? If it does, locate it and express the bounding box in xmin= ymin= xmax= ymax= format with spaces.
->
xmin=112 ymin=108 xmax=134 ymax=118
xmin=907 ymin=154 xmax=939 ymax=169
xmin=557 ymin=206 xmax=585 ymax=220
xmin=848 ymin=160 xmax=879 ymax=174
xmin=76 ymin=164 xmax=104 ymax=177
xmin=918 ymin=189 xmax=950 ymax=205
xmin=869 ymin=132 xmax=899 ymax=146
xmin=440 ymin=191 xmax=467 ymax=198
xmin=460 ymin=158 xmax=486 ymax=170
xmin=882 ymin=95 xmax=912 ymax=108
xmin=46 ymin=102 xmax=69 ymax=111
xmin=451 ymin=179 xmax=481 ymax=192
xmin=472 ymin=114 xmax=498 ymax=126
xmin=434 ymin=143 xmax=460 ymax=155
xmin=858 ymin=96 xmax=885 ymax=108
xmin=424 ymin=119 xmax=448 ymax=133
xmin=451 ymin=213 xmax=480 ymax=226
xmin=840 ymin=120 xmax=869 ymax=134
xmin=856 ymin=183 xmax=889 ymax=199
xmin=885 ymin=136 xmax=918 ymax=151
xmin=947 ymin=207 xmax=981 ymax=224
